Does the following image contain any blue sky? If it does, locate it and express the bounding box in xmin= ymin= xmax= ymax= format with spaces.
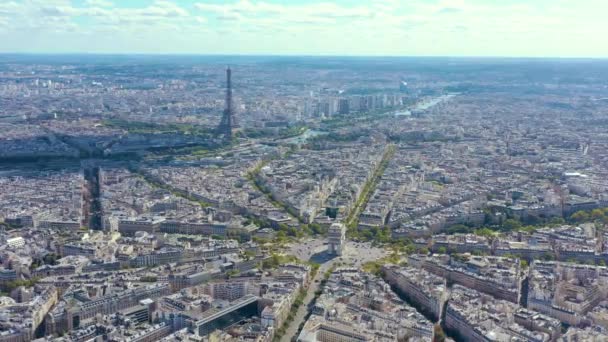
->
xmin=0 ymin=0 xmax=606 ymax=57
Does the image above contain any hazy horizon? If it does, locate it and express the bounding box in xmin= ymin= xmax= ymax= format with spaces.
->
xmin=2 ymin=52 xmax=608 ymax=59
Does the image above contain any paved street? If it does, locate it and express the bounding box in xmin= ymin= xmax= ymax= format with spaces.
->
xmin=281 ymin=238 xmax=389 ymax=341
xmin=280 ymin=259 xmax=336 ymax=342
xmin=288 ymin=238 xmax=389 ymax=267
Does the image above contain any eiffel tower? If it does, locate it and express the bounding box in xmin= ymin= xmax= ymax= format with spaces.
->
xmin=217 ymin=67 xmax=239 ymax=140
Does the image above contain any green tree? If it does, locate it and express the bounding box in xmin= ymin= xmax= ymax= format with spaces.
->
xmin=549 ymin=217 xmax=566 ymax=226
xmin=361 ymin=229 xmax=374 ymax=241
xmin=433 ymin=324 xmax=446 ymax=342
xmin=309 ymin=223 xmax=327 ymax=235
xmin=30 ymin=259 xmax=42 ymax=270
xmin=475 ymin=228 xmax=495 ymax=237
xmin=502 ymin=219 xmax=522 ymax=231
xmin=262 ymin=255 xmax=277 ymax=269
xmin=243 ymin=250 xmax=256 ymax=261
xmin=226 ymin=269 xmax=240 ymax=277
xmin=570 ymin=210 xmax=590 ymax=223
xmin=591 ymin=209 xmax=606 ymax=221
xmin=0 ymin=278 xmax=39 ymax=293
xmin=447 ymin=224 xmax=470 ymax=234
xmin=375 ymin=227 xmax=392 ymax=243
xmin=276 ymin=231 xmax=287 ymax=242
xmin=140 ymin=276 xmax=158 ymax=282
xmin=542 ymin=253 xmax=555 ymax=261
xmin=42 ymin=253 xmax=59 ymax=265
xmin=252 ymin=237 xmax=270 ymax=244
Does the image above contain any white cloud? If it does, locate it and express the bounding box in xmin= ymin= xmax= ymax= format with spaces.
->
xmin=138 ymin=0 xmax=189 ymax=18
xmin=195 ymin=0 xmax=375 ymax=22
xmin=85 ymin=0 xmax=113 ymax=7
xmin=0 ymin=1 xmax=20 ymax=16
xmin=0 ymin=0 xmax=606 ymax=57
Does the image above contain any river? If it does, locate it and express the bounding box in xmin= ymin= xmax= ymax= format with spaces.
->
xmin=394 ymin=94 xmax=457 ymax=116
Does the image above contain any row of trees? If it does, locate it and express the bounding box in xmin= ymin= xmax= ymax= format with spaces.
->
xmin=102 ymin=119 xmax=213 ymax=136
xmin=346 ymin=145 xmax=396 ymax=231
xmin=570 ymin=207 xmax=608 ymax=224
xmin=29 ymin=253 xmax=59 ymax=270
xmin=350 ymin=226 xmax=392 ymax=243
xmin=0 ymin=278 xmax=39 ymax=293
xmin=443 ymin=208 xmax=606 ymax=238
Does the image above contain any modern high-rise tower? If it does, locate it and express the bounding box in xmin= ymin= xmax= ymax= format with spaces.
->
xmin=217 ymin=67 xmax=239 ymax=140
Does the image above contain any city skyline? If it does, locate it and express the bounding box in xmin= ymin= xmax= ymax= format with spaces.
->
xmin=0 ymin=0 xmax=607 ymax=58
xmin=3 ymin=2 xmax=608 ymax=340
